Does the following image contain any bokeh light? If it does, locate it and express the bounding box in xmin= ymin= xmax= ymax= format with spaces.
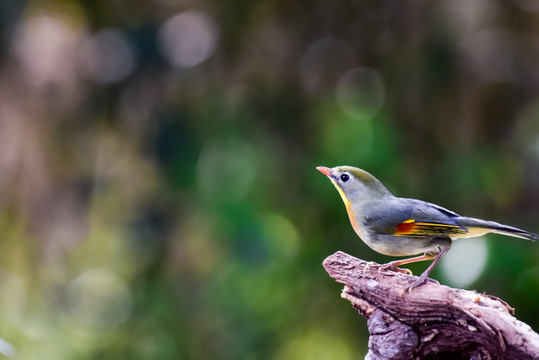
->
xmin=441 ymin=237 xmax=488 ymax=288
xmin=300 ymin=38 xmax=356 ymax=93
xmin=335 ymin=67 xmax=385 ymax=120
xmin=197 ymin=137 xmax=257 ymax=204
xmin=259 ymin=212 xmax=301 ymax=265
xmin=11 ymin=11 xmax=82 ymax=87
xmin=67 ymin=268 xmax=132 ymax=334
xmin=0 ymin=338 xmax=15 ymax=358
xmin=158 ymin=11 xmax=217 ymax=68
xmin=80 ymin=29 xmax=136 ymax=84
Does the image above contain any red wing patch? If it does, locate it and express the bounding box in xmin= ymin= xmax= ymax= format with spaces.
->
xmin=394 ymin=219 xmax=467 ymax=237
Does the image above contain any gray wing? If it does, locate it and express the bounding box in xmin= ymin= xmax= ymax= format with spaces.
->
xmin=362 ymin=198 xmax=467 ymax=237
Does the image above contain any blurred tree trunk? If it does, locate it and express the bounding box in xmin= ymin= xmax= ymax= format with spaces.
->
xmin=323 ymin=251 xmax=539 ymax=360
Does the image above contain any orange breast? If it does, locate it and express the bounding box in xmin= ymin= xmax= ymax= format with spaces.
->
xmin=346 ymin=205 xmax=361 ymax=235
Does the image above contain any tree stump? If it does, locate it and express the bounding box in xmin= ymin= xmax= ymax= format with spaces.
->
xmin=323 ymin=251 xmax=539 ymax=360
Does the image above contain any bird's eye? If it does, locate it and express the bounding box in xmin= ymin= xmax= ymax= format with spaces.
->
xmin=340 ymin=174 xmax=349 ymax=182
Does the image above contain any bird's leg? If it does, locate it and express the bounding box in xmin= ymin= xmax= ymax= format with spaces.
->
xmin=379 ymin=253 xmax=436 ymax=275
xmin=400 ymin=248 xmax=449 ymax=296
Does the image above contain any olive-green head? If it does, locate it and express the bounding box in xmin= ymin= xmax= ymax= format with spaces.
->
xmin=316 ymin=166 xmax=392 ymax=207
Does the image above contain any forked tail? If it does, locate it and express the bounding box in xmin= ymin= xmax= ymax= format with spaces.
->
xmin=456 ymin=217 xmax=538 ymax=241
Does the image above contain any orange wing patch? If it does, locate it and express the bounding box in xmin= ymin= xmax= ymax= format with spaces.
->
xmin=394 ymin=219 xmax=467 ymax=237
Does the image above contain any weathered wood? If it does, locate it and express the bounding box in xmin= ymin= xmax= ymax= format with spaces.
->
xmin=323 ymin=251 xmax=539 ymax=360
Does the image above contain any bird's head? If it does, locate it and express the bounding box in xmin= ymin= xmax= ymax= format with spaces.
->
xmin=316 ymin=166 xmax=392 ymax=208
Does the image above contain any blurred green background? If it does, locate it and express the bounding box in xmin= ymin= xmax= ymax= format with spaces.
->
xmin=0 ymin=0 xmax=539 ymax=358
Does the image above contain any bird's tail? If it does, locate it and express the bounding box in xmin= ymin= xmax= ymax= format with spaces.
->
xmin=456 ymin=217 xmax=538 ymax=241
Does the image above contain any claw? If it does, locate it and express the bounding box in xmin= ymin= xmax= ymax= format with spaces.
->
xmin=400 ymin=273 xmax=431 ymax=296
xmin=398 ymin=282 xmax=416 ymax=296
xmin=396 ymin=267 xmax=413 ymax=275
xmin=363 ymin=261 xmax=377 ymax=274
xmin=379 ymin=262 xmax=413 ymax=275
xmin=363 ymin=261 xmax=413 ymax=276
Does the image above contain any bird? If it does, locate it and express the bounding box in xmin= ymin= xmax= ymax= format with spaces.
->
xmin=317 ymin=165 xmax=537 ymax=293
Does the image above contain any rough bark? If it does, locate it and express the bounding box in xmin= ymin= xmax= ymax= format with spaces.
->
xmin=323 ymin=251 xmax=539 ymax=360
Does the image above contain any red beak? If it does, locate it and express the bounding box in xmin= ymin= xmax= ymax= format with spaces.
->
xmin=316 ymin=166 xmax=332 ymax=177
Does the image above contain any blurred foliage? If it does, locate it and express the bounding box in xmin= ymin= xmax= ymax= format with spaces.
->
xmin=0 ymin=0 xmax=538 ymax=358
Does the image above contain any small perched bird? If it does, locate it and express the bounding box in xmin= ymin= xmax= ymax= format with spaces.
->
xmin=317 ymin=165 xmax=537 ymax=292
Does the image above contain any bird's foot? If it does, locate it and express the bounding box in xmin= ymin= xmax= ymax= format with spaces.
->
xmin=362 ymin=261 xmax=378 ymax=274
xmin=379 ymin=261 xmax=413 ymax=276
xmin=399 ymin=274 xmax=439 ymax=296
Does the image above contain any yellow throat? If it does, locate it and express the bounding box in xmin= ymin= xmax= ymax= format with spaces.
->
xmin=331 ymin=180 xmax=351 ymax=210
xmin=330 ymin=180 xmax=361 ymax=234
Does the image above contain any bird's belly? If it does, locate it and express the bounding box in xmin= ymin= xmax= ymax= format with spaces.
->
xmin=361 ymin=234 xmax=438 ymax=257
